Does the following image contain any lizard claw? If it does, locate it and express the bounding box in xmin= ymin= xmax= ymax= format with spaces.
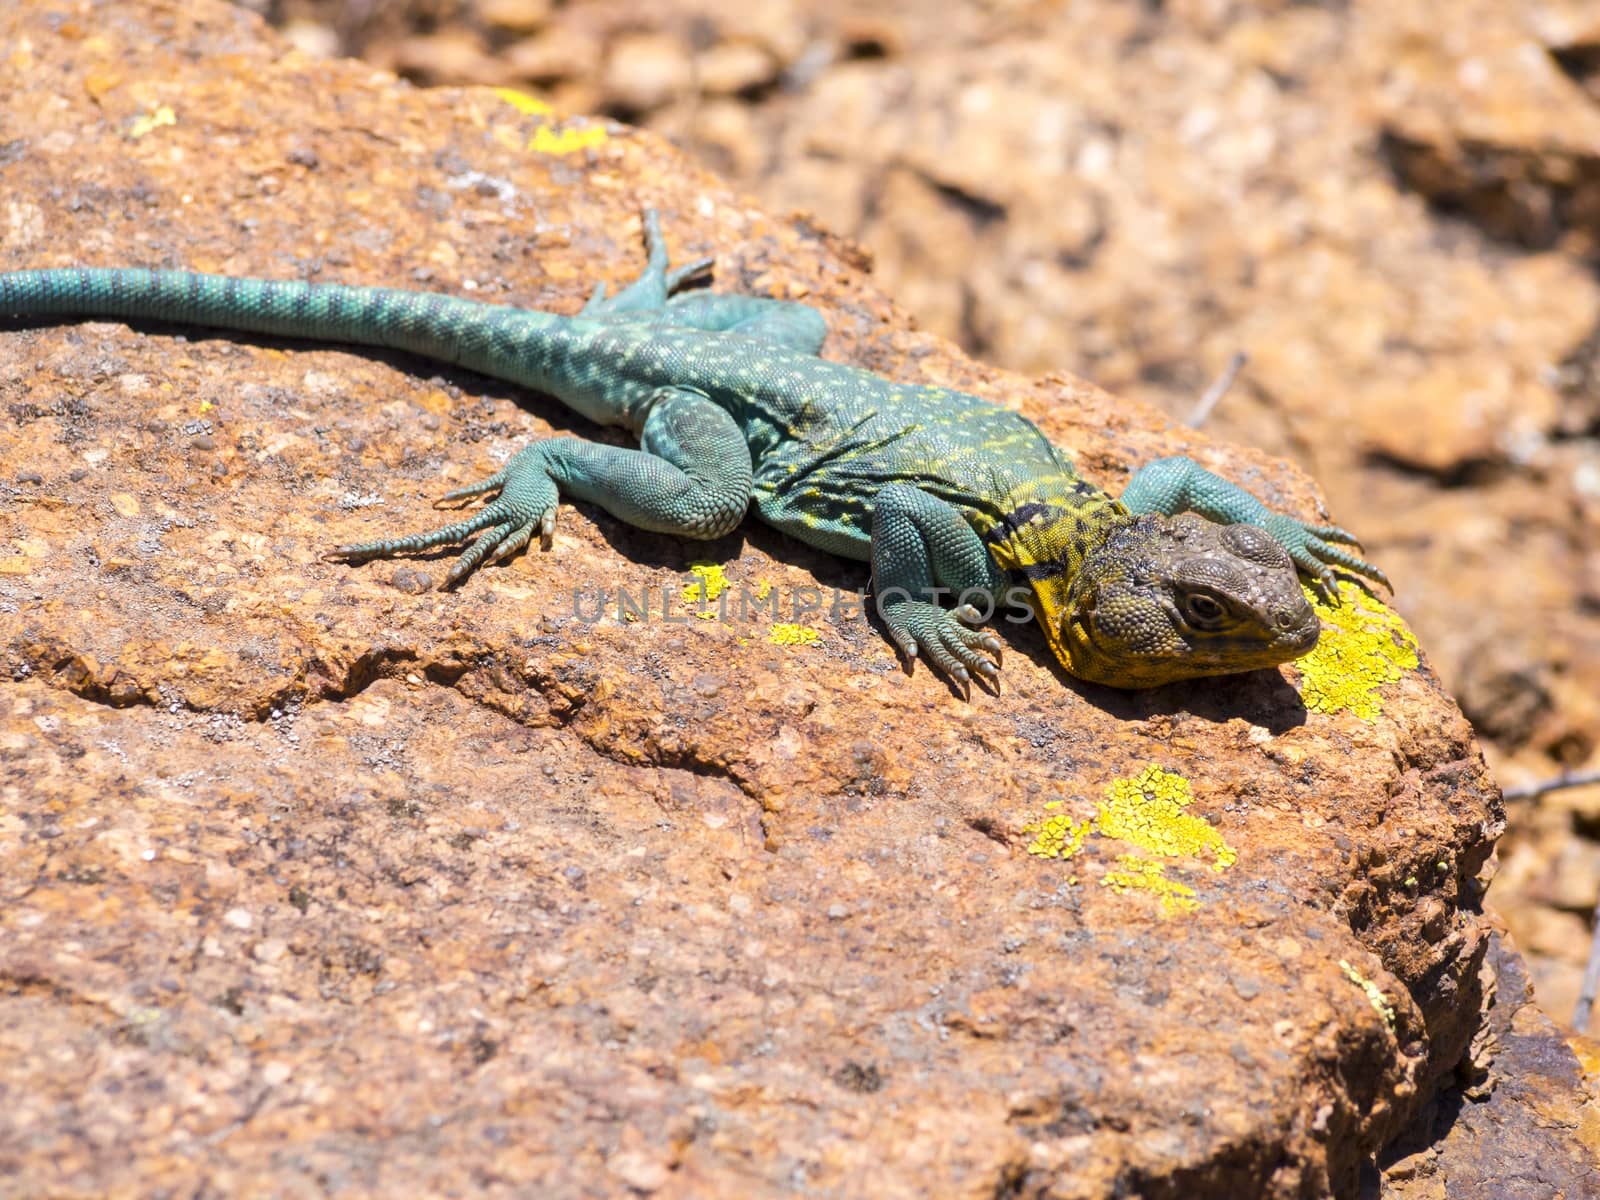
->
xmin=883 ymin=600 xmax=1003 ymax=693
xmin=953 ymin=603 xmax=1004 ymax=662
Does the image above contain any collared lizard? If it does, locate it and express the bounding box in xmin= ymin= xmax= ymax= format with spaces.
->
xmin=0 ymin=211 xmax=1387 ymax=690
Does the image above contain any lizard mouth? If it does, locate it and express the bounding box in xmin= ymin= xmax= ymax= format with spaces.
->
xmin=1064 ymin=601 xmax=1320 ymax=686
xmin=1282 ymin=613 xmax=1322 ymax=655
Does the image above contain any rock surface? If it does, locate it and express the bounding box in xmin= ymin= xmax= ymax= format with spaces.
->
xmin=0 ymin=1 xmax=1585 ymax=1196
xmin=1378 ymin=931 xmax=1600 ymax=1200
xmin=257 ymin=0 xmax=1600 ymax=1040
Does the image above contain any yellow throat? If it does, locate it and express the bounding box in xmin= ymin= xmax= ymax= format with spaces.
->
xmin=976 ymin=472 xmax=1133 ymax=672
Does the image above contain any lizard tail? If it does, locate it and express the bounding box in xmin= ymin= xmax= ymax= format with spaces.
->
xmin=0 ymin=267 xmax=570 ymax=389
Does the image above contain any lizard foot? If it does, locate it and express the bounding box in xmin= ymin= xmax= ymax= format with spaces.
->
xmin=645 ymin=208 xmax=715 ymax=295
xmin=326 ymin=444 xmax=558 ymax=587
xmin=883 ymin=600 xmax=1003 ymax=693
xmin=665 ymin=255 xmax=715 ymax=295
xmin=1260 ymin=513 xmax=1391 ymax=602
xmin=581 ymin=209 xmax=714 ymax=315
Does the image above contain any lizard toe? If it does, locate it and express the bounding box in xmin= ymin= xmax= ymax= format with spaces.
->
xmin=487 ymin=522 xmax=538 ymax=565
xmin=1316 ymin=541 xmax=1391 ymax=590
xmin=1307 ymin=523 xmax=1363 ymax=550
xmin=435 ymin=470 xmax=506 ymax=508
xmin=887 ymin=622 xmax=920 ymax=659
xmin=443 ymin=521 xmax=514 ymax=587
xmin=326 ymin=503 xmax=508 ymax=564
xmin=1313 ymin=567 xmax=1337 ymax=604
xmin=940 ymin=620 xmax=1003 ymax=682
xmin=958 ymin=640 xmax=1002 ymax=680
xmin=883 ymin=600 xmax=1003 ymax=691
xmin=329 ymin=446 xmax=560 ymax=584
xmin=1262 ymin=512 xmax=1390 ymax=600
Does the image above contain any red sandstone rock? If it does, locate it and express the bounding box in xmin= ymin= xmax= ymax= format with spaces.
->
xmin=0 ymin=2 xmax=1587 ymax=1197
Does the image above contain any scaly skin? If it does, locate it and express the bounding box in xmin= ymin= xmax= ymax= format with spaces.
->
xmin=0 ymin=211 xmax=1388 ymax=690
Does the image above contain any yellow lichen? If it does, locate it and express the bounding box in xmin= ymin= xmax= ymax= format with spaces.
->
xmin=768 ymin=623 xmax=820 ymax=647
xmin=494 ymin=87 xmax=554 ymax=117
xmin=681 ymin=562 xmax=730 ymax=607
xmin=1096 ymin=764 xmax=1236 ymax=871
xmin=1339 ymin=959 xmax=1396 ymax=1028
xmin=1101 ymin=854 xmax=1199 ymax=915
xmin=1024 ymin=812 xmax=1091 ymax=860
xmin=529 ymin=123 xmax=610 ymax=156
xmin=128 ymin=105 xmax=176 ymax=140
xmin=493 ymin=90 xmax=608 ymax=154
xmin=1021 ymin=765 xmax=1236 ymax=916
xmin=754 ymin=579 xmax=773 ymax=600
xmin=1296 ymin=580 xmax=1419 ymax=720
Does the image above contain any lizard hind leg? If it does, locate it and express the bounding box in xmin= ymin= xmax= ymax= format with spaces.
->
xmin=581 ymin=208 xmax=713 ymax=317
xmin=582 ymin=208 xmax=827 ymax=354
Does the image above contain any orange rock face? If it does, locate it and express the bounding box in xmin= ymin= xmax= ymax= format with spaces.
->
xmin=268 ymin=0 xmax=1600 ymax=1041
xmin=0 ymin=2 xmax=1593 ymax=1196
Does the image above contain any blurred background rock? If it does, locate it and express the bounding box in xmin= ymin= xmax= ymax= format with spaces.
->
xmin=244 ymin=0 xmax=1600 ymax=1036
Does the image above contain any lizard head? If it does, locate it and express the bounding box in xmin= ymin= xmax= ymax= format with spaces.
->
xmin=1039 ymin=513 xmax=1320 ymax=688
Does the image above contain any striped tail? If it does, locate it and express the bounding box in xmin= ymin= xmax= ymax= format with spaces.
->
xmin=0 ymin=267 xmax=572 ymax=393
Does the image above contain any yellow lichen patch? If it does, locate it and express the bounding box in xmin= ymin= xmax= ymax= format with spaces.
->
xmin=1096 ymin=764 xmax=1237 ymax=871
xmin=493 ymin=87 xmax=553 ymax=117
xmin=1021 ymin=764 xmax=1236 ymax=917
xmin=754 ymin=579 xmax=772 ymax=600
xmin=492 ymin=86 xmax=608 ymax=154
xmin=1023 ymin=811 xmax=1091 ymax=860
xmin=1297 ymin=580 xmax=1419 ymax=720
xmin=128 ymin=104 xmax=175 ymax=140
xmin=681 ymin=562 xmax=730 ymax=607
xmin=768 ymin=623 xmax=820 ymax=647
xmin=1101 ymin=854 xmax=1198 ymax=916
xmin=1339 ymin=959 xmax=1397 ymax=1028
xmin=529 ymin=123 xmax=609 ymax=156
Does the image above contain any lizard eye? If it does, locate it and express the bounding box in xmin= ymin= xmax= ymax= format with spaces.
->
xmin=1183 ymin=592 xmax=1227 ymax=627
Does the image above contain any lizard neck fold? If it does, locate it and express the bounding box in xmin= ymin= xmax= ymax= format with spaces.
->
xmin=973 ymin=470 xmax=1134 ymax=668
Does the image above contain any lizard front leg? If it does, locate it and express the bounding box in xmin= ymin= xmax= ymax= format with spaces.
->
xmin=328 ymin=386 xmax=751 ymax=584
xmin=870 ymin=483 xmax=1007 ymax=691
xmin=1118 ymin=456 xmax=1389 ymax=599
